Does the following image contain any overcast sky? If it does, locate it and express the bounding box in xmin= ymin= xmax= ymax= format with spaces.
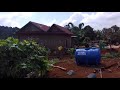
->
xmin=0 ymin=12 xmax=120 ymax=30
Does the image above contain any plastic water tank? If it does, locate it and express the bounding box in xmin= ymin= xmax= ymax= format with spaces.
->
xmin=75 ymin=47 xmax=101 ymax=65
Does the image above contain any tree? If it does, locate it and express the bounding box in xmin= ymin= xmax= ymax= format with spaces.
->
xmin=83 ymin=25 xmax=96 ymax=40
xmin=101 ymin=25 xmax=120 ymax=44
xmin=65 ymin=22 xmax=84 ymax=33
xmin=0 ymin=26 xmax=19 ymax=39
xmin=67 ymin=23 xmax=85 ymax=45
xmin=68 ymin=22 xmax=74 ymax=29
xmin=94 ymin=30 xmax=103 ymax=40
xmin=83 ymin=37 xmax=90 ymax=43
xmin=79 ymin=23 xmax=84 ymax=30
xmin=64 ymin=22 xmax=74 ymax=32
xmin=111 ymin=25 xmax=119 ymax=32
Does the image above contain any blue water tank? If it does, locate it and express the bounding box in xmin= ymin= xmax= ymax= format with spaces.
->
xmin=75 ymin=47 xmax=101 ymax=65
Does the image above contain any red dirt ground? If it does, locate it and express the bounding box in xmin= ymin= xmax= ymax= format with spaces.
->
xmin=48 ymin=56 xmax=120 ymax=78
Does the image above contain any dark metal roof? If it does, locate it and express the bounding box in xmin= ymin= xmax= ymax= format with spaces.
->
xmin=18 ymin=21 xmax=73 ymax=35
xmin=30 ymin=21 xmax=50 ymax=32
xmin=51 ymin=24 xmax=73 ymax=35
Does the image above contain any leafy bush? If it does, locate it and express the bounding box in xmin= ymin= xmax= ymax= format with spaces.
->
xmin=49 ymin=58 xmax=59 ymax=65
xmin=67 ymin=48 xmax=75 ymax=58
xmin=103 ymin=53 xmax=114 ymax=58
xmin=102 ymin=52 xmax=120 ymax=59
xmin=0 ymin=37 xmax=50 ymax=78
xmin=111 ymin=52 xmax=120 ymax=58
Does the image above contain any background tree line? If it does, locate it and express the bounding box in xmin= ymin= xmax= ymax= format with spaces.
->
xmin=0 ymin=26 xmax=19 ymax=39
xmin=65 ymin=23 xmax=120 ymax=46
xmin=0 ymin=24 xmax=120 ymax=45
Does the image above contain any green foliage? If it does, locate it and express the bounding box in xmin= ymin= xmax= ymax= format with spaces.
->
xmin=83 ymin=25 xmax=96 ymax=40
xmin=47 ymin=58 xmax=60 ymax=71
xmin=49 ymin=58 xmax=59 ymax=65
xmin=102 ymin=53 xmax=114 ymax=58
xmin=102 ymin=25 xmax=120 ymax=44
xmin=67 ymin=48 xmax=75 ymax=58
xmin=102 ymin=52 xmax=120 ymax=59
xmin=83 ymin=37 xmax=90 ymax=44
xmin=0 ymin=26 xmax=19 ymax=39
xmin=0 ymin=40 xmax=7 ymax=46
xmin=0 ymin=37 xmax=50 ymax=78
xmin=99 ymin=40 xmax=106 ymax=50
xmin=111 ymin=52 xmax=120 ymax=58
xmin=65 ymin=22 xmax=85 ymax=45
xmin=66 ymin=22 xmax=120 ymax=45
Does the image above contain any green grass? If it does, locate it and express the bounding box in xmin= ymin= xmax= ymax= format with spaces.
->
xmin=49 ymin=58 xmax=59 ymax=65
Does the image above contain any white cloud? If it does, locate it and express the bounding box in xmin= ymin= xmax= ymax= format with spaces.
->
xmin=1 ymin=12 xmax=120 ymax=30
xmin=60 ymin=12 xmax=120 ymax=30
xmin=60 ymin=12 xmax=84 ymax=26
xmin=46 ymin=19 xmax=57 ymax=26
xmin=0 ymin=12 xmax=33 ymax=28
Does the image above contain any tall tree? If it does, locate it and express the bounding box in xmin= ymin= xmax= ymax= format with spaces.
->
xmin=79 ymin=23 xmax=84 ymax=30
xmin=68 ymin=22 xmax=74 ymax=29
xmin=111 ymin=25 xmax=119 ymax=32
xmin=83 ymin=25 xmax=96 ymax=40
xmin=64 ymin=22 xmax=75 ymax=32
xmin=0 ymin=26 xmax=19 ymax=39
xmin=94 ymin=30 xmax=103 ymax=40
xmin=65 ymin=22 xmax=85 ymax=45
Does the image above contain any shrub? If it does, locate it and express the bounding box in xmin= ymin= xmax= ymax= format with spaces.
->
xmin=0 ymin=37 xmax=50 ymax=78
xmin=67 ymin=48 xmax=75 ymax=58
xmin=104 ymin=53 xmax=114 ymax=58
xmin=102 ymin=52 xmax=120 ymax=59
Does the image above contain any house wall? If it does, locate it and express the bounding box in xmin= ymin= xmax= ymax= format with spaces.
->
xmin=18 ymin=34 xmax=71 ymax=49
xmin=38 ymin=35 xmax=71 ymax=49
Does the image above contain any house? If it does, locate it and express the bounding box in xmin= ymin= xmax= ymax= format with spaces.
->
xmin=16 ymin=21 xmax=74 ymax=49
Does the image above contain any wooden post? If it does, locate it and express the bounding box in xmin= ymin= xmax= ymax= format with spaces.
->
xmin=99 ymin=69 xmax=102 ymax=78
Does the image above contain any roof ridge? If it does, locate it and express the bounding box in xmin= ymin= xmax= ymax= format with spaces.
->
xmin=24 ymin=21 xmax=73 ymax=35
xmin=53 ymin=24 xmax=73 ymax=35
xmin=31 ymin=21 xmax=50 ymax=27
xmin=30 ymin=21 xmax=50 ymax=32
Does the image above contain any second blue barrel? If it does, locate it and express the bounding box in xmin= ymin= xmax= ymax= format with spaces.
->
xmin=75 ymin=47 xmax=101 ymax=65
